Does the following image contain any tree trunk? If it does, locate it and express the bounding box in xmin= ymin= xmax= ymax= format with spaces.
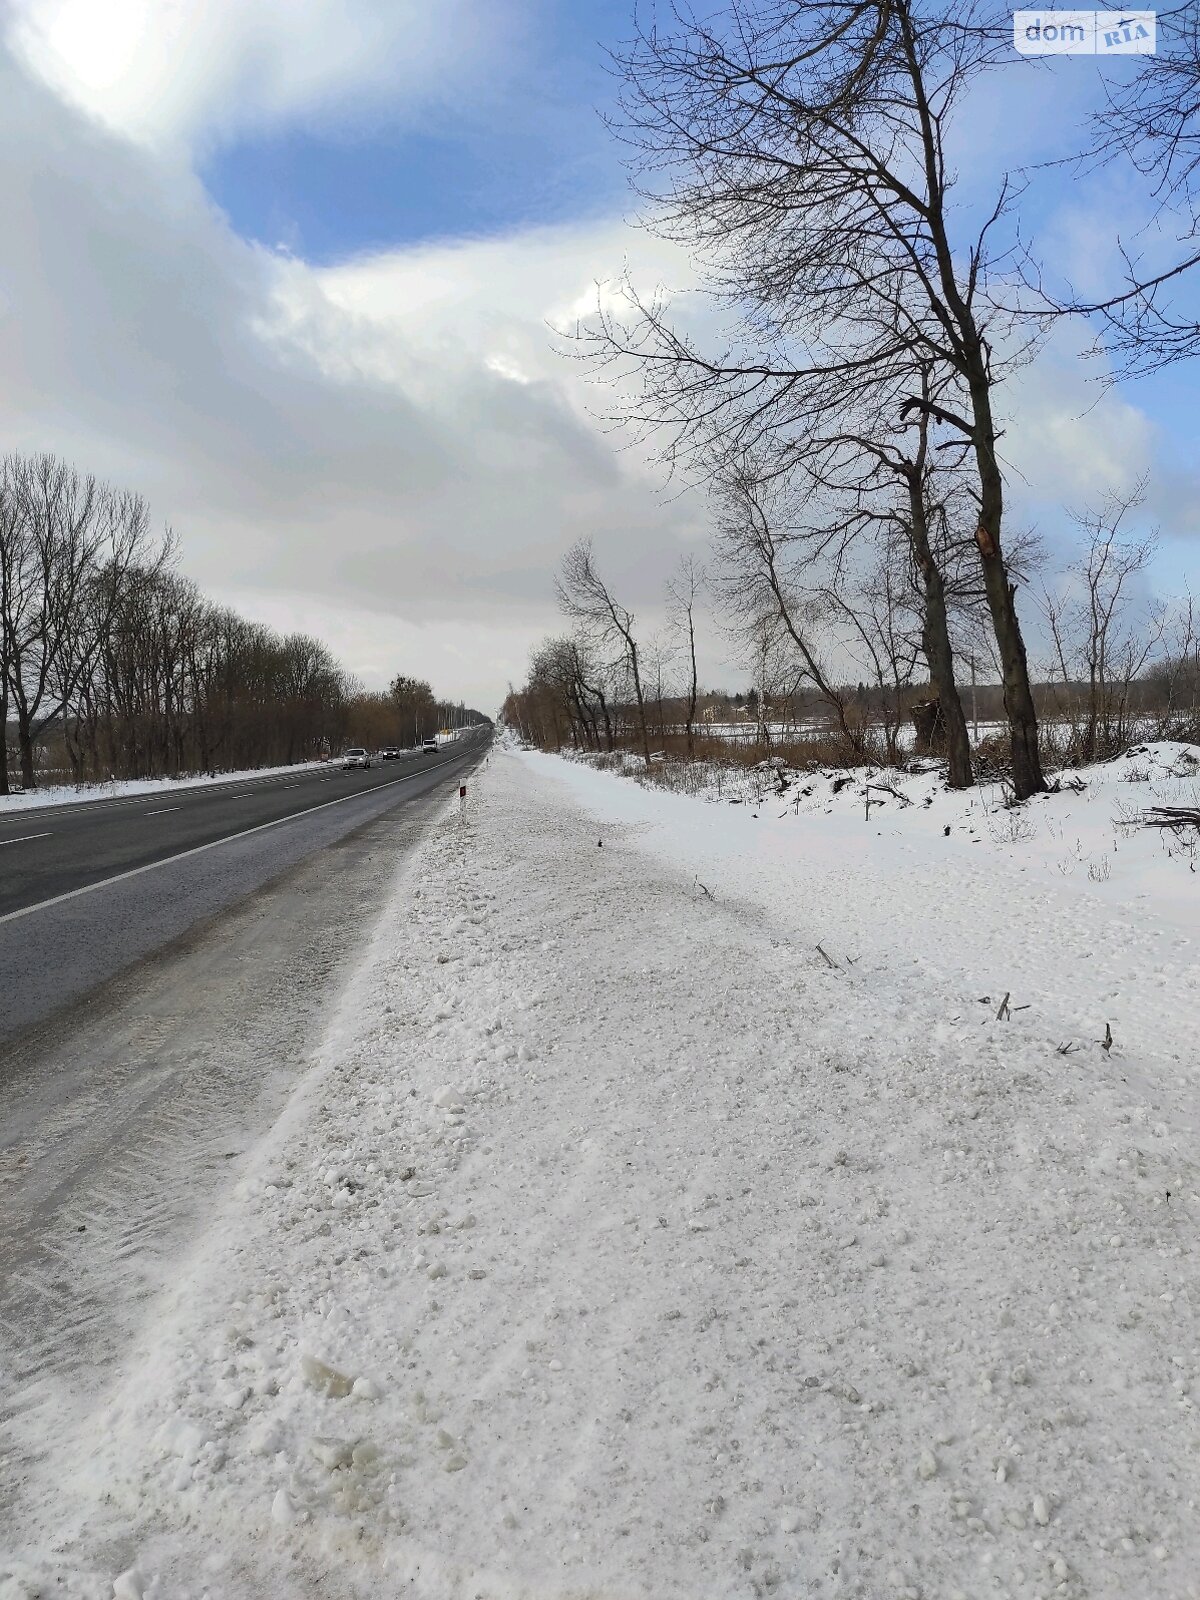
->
xmin=627 ymin=638 xmax=652 ymax=766
xmin=18 ymin=713 xmax=34 ymax=789
xmin=686 ymin=612 xmax=698 ymax=759
xmin=975 ymin=529 xmax=1045 ymax=797
xmin=597 ymin=688 xmax=614 ymax=752
xmin=909 ymin=523 xmax=973 ymax=788
xmin=900 ymin=415 xmax=974 ymax=788
xmin=967 ymin=379 xmax=1046 ymax=798
xmin=911 ymin=697 xmax=945 ymax=755
xmin=902 ymin=14 xmax=1046 ymax=800
xmin=1085 ymin=662 xmax=1099 ymax=763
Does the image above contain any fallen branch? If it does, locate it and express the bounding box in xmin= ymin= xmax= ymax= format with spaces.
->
xmin=866 ymin=781 xmax=914 ymax=807
xmin=816 ymin=943 xmax=839 ymax=970
xmin=1139 ymin=806 xmax=1200 ymax=833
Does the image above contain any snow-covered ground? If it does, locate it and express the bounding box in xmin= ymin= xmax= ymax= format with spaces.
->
xmin=576 ymin=739 xmax=1200 ymax=929
xmin=0 ymin=761 xmax=328 ymax=814
xmin=3 ymin=745 xmax=1197 ymax=1600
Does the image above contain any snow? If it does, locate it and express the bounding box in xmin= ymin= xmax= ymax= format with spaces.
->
xmin=2 ymin=743 xmax=1197 ymax=1599
xmin=569 ymin=737 xmax=1200 ymax=929
xmin=0 ymin=760 xmax=330 ymax=814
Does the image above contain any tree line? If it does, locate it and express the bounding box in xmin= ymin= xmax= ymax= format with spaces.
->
xmin=506 ymin=487 xmax=1197 ymax=772
xmin=0 ymin=452 xmax=485 ymax=792
xmin=507 ymin=1 xmax=1199 ymax=790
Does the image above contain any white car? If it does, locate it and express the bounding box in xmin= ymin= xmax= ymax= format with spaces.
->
xmin=422 ymin=738 xmax=438 ymax=752
xmin=342 ymin=748 xmax=372 ymax=770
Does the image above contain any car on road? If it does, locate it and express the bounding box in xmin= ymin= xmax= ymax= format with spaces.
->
xmin=422 ymin=737 xmax=438 ymax=752
xmin=381 ymin=746 xmax=402 ymax=761
xmin=341 ymin=748 xmax=372 ymax=770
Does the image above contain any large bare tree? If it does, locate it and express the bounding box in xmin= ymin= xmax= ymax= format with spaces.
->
xmin=585 ymin=0 xmax=1046 ymax=795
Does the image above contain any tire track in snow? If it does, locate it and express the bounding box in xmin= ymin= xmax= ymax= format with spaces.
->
xmin=0 ymin=800 xmax=443 ymax=1541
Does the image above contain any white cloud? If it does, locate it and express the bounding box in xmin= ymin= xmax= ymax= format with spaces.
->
xmin=4 ymin=0 xmax=516 ymax=154
xmin=1002 ymin=329 xmax=1157 ymax=509
xmin=0 ymin=41 xmax=712 ymax=707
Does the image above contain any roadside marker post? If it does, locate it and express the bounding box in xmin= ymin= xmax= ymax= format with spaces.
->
xmin=459 ymin=783 xmax=467 ymax=821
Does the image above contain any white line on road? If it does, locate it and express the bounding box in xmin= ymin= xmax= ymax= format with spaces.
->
xmin=0 ymin=831 xmax=52 ymax=847
xmin=0 ymin=756 xmax=468 ymax=927
xmin=145 ymin=807 xmax=180 ymax=816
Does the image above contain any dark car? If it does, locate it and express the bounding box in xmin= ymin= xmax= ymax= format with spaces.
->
xmin=381 ymin=746 xmax=402 ymax=761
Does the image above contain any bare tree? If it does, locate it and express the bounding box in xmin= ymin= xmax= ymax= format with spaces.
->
xmin=503 ymin=635 xmax=611 ymax=752
xmin=1039 ymin=487 xmax=1166 ymax=760
xmin=533 ymin=638 xmax=596 ymax=749
xmin=666 ymin=554 xmax=706 ymax=757
xmin=0 ymin=454 xmax=161 ymax=789
xmin=784 ymin=368 xmax=978 ymax=783
xmin=822 ymin=551 xmax=922 ymax=763
xmin=715 ymin=463 xmax=868 ymax=759
xmin=556 ymin=540 xmax=652 ymax=765
xmin=575 ymin=641 xmax=617 ymax=752
xmin=1140 ymin=595 xmax=1199 ymax=737
xmin=1044 ymin=6 xmax=1200 ymax=376
xmin=585 ymin=0 xmax=1046 ymax=796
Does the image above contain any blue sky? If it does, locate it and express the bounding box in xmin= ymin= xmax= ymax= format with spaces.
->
xmin=202 ymin=0 xmax=636 ymax=260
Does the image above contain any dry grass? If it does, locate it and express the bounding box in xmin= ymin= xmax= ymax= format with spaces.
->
xmin=569 ymin=724 xmax=892 ymax=773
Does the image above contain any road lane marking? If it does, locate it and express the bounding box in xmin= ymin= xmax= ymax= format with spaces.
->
xmin=145 ymin=807 xmax=179 ymax=816
xmin=0 ymin=832 xmax=52 ymax=846
xmin=0 ymin=754 xmax=473 ymax=926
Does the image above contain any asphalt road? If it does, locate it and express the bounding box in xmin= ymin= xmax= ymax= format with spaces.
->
xmin=0 ymin=732 xmax=488 ymax=1043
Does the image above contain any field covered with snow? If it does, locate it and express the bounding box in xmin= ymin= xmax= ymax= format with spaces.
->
xmin=3 ymin=744 xmax=1197 ymax=1599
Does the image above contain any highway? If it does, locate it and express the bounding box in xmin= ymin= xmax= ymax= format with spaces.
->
xmin=0 ymin=732 xmax=488 ymax=1043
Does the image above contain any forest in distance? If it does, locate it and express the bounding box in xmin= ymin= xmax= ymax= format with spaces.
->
xmin=0 ymin=452 xmax=487 ymax=794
